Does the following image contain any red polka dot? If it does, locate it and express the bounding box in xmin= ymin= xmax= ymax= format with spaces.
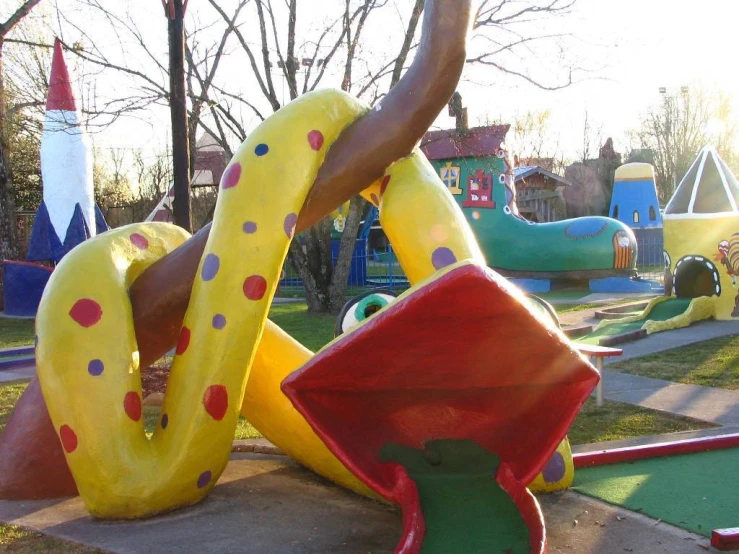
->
xmin=59 ymin=425 xmax=78 ymax=453
xmin=307 ymin=130 xmax=324 ymax=151
xmin=370 ymin=193 xmax=379 ymax=206
xmin=203 ymin=385 xmax=228 ymax=421
xmin=69 ymin=299 xmax=102 ymax=328
xmin=221 ymin=163 xmax=242 ymax=189
xmin=130 ymin=233 xmax=149 ymax=249
xmin=380 ymin=175 xmax=391 ymax=196
xmin=243 ymin=275 xmax=267 ymax=300
xmin=124 ymin=392 xmax=142 ymax=422
xmin=176 ymin=326 xmax=191 ymax=355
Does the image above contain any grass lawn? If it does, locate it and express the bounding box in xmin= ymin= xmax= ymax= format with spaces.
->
xmin=567 ymin=398 xmax=714 ymax=445
xmin=0 ymin=318 xmax=34 ymax=349
xmin=610 ymin=336 xmax=739 ymax=391
xmin=0 ymin=524 xmax=105 ymax=553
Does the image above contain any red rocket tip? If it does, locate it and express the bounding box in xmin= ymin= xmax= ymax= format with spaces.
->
xmin=46 ymin=39 xmax=77 ymax=111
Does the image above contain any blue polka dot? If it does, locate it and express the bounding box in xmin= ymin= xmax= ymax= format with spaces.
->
xmin=212 ymin=314 xmax=227 ymax=330
xmin=243 ymin=221 xmax=257 ymax=234
xmin=254 ymin=144 xmax=269 ymax=156
xmin=88 ymin=359 xmax=104 ymax=376
xmin=197 ymin=470 xmax=212 ymax=489
xmin=161 ymin=413 xmax=169 ymax=429
xmin=201 ymin=254 xmax=220 ymax=281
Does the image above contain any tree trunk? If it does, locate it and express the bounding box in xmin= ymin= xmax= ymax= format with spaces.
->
xmin=0 ymin=39 xmax=21 ymax=306
xmin=167 ymin=0 xmax=192 ymax=232
xmin=328 ymin=196 xmax=365 ymax=313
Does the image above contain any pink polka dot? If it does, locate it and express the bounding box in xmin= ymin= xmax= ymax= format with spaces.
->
xmin=176 ymin=327 xmax=191 ymax=355
xmin=243 ymin=275 xmax=267 ymax=301
xmin=380 ymin=175 xmax=391 ymax=196
xmin=221 ymin=163 xmax=242 ymax=189
xmin=307 ymin=130 xmax=324 ymax=151
xmin=203 ymin=385 xmax=228 ymax=421
xmin=69 ymin=299 xmax=102 ymax=327
xmin=284 ymin=213 xmax=297 ymax=238
xmin=129 ymin=233 xmax=149 ymax=249
xmin=124 ymin=392 xmax=142 ymax=422
xmin=60 ymin=425 xmax=78 ymax=453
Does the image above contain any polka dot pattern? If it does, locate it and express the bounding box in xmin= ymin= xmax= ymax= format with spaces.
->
xmin=212 ymin=314 xmax=227 ymax=330
xmin=243 ymin=221 xmax=258 ymax=234
xmin=243 ymin=275 xmax=267 ymax=301
xmin=542 ymin=451 xmax=566 ymax=484
xmin=129 ymin=233 xmax=149 ymax=249
xmin=87 ymin=359 xmax=104 ymax=376
xmin=221 ymin=163 xmax=242 ymax=189
xmin=203 ymin=385 xmax=228 ymax=421
xmin=176 ymin=327 xmax=191 ymax=355
xmin=370 ymin=193 xmax=379 ymax=206
xmin=69 ymin=299 xmax=102 ymax=328
xmin=201 ymin=254 xmax=220 ymax=281
xmin=161 ymin=413 xmax=169 ymax=429
xmin=431 ymin=247 xmax=457 ymax=270
xmin=254 ymin=144 xmax=269 ymax=156
xmin=124 ymin=392 xmax=142 ymax=422
xmin=60 ymin=425 xmax=78 ymax=453
xmin=307 ymin=130 xmax=324 ymax=151
xmin=197 ymin=470 xmax=212 ymax=489
xmin=283 ymin=213 xmax=298 ymax=239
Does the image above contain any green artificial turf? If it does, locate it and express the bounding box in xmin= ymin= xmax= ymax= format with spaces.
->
xmin=578 ymin=297 xmax=693 ymax=344
xmin=573 ymin=447 xmax=739 ymax=537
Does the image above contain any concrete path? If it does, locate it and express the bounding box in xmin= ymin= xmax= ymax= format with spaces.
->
xmin=0 ymin=453 xmax=714 ymax=554
xmin=0 ymin=363 xmax=35 ymax=383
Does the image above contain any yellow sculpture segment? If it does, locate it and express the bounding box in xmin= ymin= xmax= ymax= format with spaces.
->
xmin=36 ymin=89 xmax=578 ymax=519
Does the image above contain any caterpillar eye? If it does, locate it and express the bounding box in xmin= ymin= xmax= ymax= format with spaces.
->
xmin=334 ymin=289 xmax=398 ymax=337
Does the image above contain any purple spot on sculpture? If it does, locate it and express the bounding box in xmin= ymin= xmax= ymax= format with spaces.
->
xmin=284 ymin=213 xmax=298 ymax=238
xmin=161 ymin=413 xmax=168 ymax=429
xmin=197 ymin=470 xmax=212 ymax=489
xmin=542 ymin=451 xmax=566 ymax=484
xmin=431 ymin=247 xmax=457 ymax=270
xmin=212 ymin=314 xmax=227 ymax=330
xmin=243 ymin=221 xmax=257 ymax=234
xmin=201 ymin=254 xmax=220 ymax=281
xmin=87 ymin=359 xmax=104 ymax=376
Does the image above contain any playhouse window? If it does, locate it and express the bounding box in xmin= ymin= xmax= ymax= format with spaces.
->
xmin=633 ymin=211 xmax=639 ymax=224
xmin=649 ymin=206 xmax=657 ymax=221
xmin=613 ymin=205 xmax=619 ymax=219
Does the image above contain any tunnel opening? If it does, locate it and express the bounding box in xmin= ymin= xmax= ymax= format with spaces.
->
xmin=673 ymin=256 xmax=721 ymax=298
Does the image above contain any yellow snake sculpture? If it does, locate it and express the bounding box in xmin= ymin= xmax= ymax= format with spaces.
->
xmin=36 ymin=89 xmax=572 ymax=519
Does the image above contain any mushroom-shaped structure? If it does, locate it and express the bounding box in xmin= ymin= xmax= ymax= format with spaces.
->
xmin=663 ymin=146 xmax=739 ymax=319
xmin=284 ymin=261 xmax=599 ymax=553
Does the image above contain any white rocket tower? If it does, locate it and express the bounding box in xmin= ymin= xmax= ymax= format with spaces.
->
xmin=27 ymin=39 xmax=106 ymax=263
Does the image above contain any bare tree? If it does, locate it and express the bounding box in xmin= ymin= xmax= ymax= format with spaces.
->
xmin=631 ymin=86 xmax=738 ymax=201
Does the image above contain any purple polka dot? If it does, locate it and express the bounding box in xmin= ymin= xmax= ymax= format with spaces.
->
xmin=201 ymin=254 xmax=220 ymax=281
xmin=87 ymin=359 xmax=104 ymax=376
xmin=254 ymin=144 xmax=269 ymax=156
xmin=212 ymin=314 xmax=227 ymax=330
xmin=161 ymin=413 xmax=169 ymax=429
xmin=243 ymin=221 xmax=257 ymax=234
xmin=431 ymin=247 xmax=457 ymax=270
xmin=197 ymin=470 xmax=212 ymax=489
xmin=284 ymin=213 xmax=298 ymax=238
xmin=542 ymin=451 xmax=566 ymax=484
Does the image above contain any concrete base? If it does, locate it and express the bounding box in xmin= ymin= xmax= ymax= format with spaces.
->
xmin=0 ymin=453 xmax=714 ymax=553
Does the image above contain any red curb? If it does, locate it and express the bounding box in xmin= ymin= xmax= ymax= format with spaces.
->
xmin=712 ymin=528 xmax=739 ymax=551
xmin=574 ymin=433 xmax=739 ymax=468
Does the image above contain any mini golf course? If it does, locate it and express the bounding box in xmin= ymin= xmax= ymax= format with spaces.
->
xmin=573 ymin=447 xmax=739 ymax=537
xmin=578 ymin=298 xmax=694 ymax=345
